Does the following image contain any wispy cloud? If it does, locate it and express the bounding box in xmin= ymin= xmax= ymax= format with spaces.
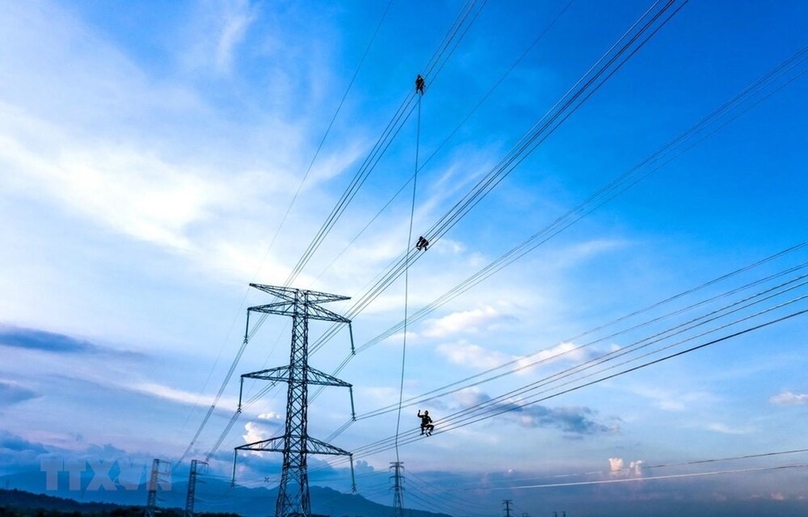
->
xmin=436 ymin=340 xmax=511 ymax=369
xmin=424 ymin=305 xmax=511 ymax=339
xmin=706 ymin=423 xmax=753 ymax=435
xmin=454 ymin=388 xmax=615 ymax=436
xmin=180 ymin=0 xmax=258 ymax=75
xmin=0 ymin=430 xmax=48 ymax=454
xmin=769 ymin=391 xmax=808 ymax=406
xmin=0 ymin=325 xmax=97 ymax=354
xmin=0 ymin=381 xmax=39 ymax=406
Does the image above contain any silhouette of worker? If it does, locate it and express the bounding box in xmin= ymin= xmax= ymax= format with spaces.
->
xmin=415 ymin=74 xmax=425 ymax=95
xmin=418 ymin=409 xmax=434 ymax=436
xmin=416 ymin=236 xmax=429 ymax=251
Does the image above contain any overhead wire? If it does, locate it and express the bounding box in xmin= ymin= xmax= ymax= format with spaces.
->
xmin=221 ymin=3 xmax=808 ymax=500
xmin=353 ymin=262 xmax=808 ymax=421
xmin=394 ymin=83 xmax=424 ymax=462
xmin=306 ymin=0 xmax=688 ymax=360
xmin=242 ymin=0 xmax=487 ymax=351
xmin=493 ymin=464 xmax=808 ymax=490
xmin=305 ymin=0 xmax=577 ymax=292
xmin=210 ymin=1 xmax=808 ymax=492
xmin=174 ymin=2 xmax=395 ymax=464
xmin=307 ymin=43 xmax=808 ymax=408
xmin=181 ymin=0 xmax=489 ymax=467
xmin=282 ymin=0 xmax=485 ymax=291
xmin=317 ymin=253 xmax=808 ymax=460
xmin=344 ymin=305 xmax=808 ymax=460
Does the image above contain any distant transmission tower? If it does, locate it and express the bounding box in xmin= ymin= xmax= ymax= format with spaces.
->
xmin=185 ymin=459 xmax=207 ymax=517
xmin=144 ymin=459 xmax=171 ymax=517
xmin=234 ymin=284 xmax=356 ymax=517
xmin=502 ymin=499 xmax=514 ymax=517
xmin=389 ymin=461 xmax=405 ymax=517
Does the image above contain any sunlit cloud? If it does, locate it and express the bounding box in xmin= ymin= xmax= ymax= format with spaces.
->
xmin=609 ymin=457 xmax=644 ymax=478
xmin=424 ymin=306 xmax=511 ymax=339
xmin=436 ymin=340 xmax=511 ymax=369
xmin=128 ymin=382 xmax=239 ymax=409
xmin=769 ymin=391 xmax=808 ymax=406
xmin=706 ymin=423 xmax=753 ymax=435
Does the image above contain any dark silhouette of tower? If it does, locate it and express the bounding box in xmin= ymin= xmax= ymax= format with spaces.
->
xmin=234 ymin=284 xmax=356 ymax=517
xmin=185 ymin=460 xmax=207 ymax=517
xmin=389 ymin=461 xmax=405 ymax=517
xmin=144 ymin=459 xmax=170 ymax=517
xmin=502 ymin=499 xmax=514 ymax=517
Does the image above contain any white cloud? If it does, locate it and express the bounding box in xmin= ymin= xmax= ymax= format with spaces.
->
xmin=769 ymin=391 xmax=808 ymax=406
xmin=706 ymin=423 xmax=752 ymax=435
xmin=129 ymin=382 xmax=239 ymax=409
xmin=215 ymin=1 xmax=257 ymax=74
xmin=436 ymin=339 xmax=599 ymax=375
xmin=3 ymin=133 xmax=226 ymax=251
xmin=608 ymin=458 xmax=643 ymax=478
xmin=242 ymin=418 xmax=280 ymax=446
xmin=529 ymin=341 xmax=595 ymax=365
xmin=437 ymin=341 xmax=511 ymax=369
xmin=178 ymin=0 xmax=258 ymax=75
xmin=423 ymin=306 xmax=507 ymax=338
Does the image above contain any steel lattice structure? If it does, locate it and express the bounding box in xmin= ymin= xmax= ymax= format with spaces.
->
xmin=389 ymin=461 xmax=405 ymax=517
xmin=144 ymin=459 xmax=170 ymax=517
xmin=185 ymin=459 xmax=207 ymax=517
xmin=235 ymin=284 xmax=356 ymax=517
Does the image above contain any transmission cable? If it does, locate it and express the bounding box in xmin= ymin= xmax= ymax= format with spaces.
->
xmin=305 ymin=0 xmax=687 ymax=360
xmin=344 ymin=305 xmax=808 ymax=460
xmin=308 ymin=44 xmax=808 ymax=391
xmin=395 ymin=86 xmax=424 ymax=463
xmin=175 ymin=3 xmax=394 ymax=463
xmin=182 ymin=0 xmax=488 ymax=464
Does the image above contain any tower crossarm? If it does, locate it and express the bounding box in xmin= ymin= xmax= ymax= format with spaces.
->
xmin=248 ymin=302 xmax=350 ymax=323
xmin=236 ymin=435 xmax=350 ymax=458
xmin=242 ymin=367 xmax=291 ymax=383
xmin=242 ymin=366 xmax=350 ymax=388
xmin=306 ymin=366 xmax=353 ymax=387
xmin=249 ymin=284 xmax=350 ymax=305
xmin=303 ymin=436 xmax=352 ymax=457
xmin=235 ymin=435 xmax=285 ymax=453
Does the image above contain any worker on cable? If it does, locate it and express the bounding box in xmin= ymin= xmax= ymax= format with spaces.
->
xmin=416 ymin=236 xmax=429 ymax=251
xmin=417 ymin=409 xmax=434 ymax=436
xmin=415 ymin=74 xmax=425 ymax=95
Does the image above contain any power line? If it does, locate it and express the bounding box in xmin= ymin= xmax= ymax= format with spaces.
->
xmin=353 ymin=293 xmax=808 ymax=455
xmin=308 ymin=44 xmax=808 ymax=404
xmin=306 ymin=0 xmax=688 ymax=363
xmin=494 ymin=464 xmax=808 ymax=490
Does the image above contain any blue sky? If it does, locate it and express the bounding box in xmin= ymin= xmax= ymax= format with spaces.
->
xmin=2 ymin=0 xmax=808 ymax=515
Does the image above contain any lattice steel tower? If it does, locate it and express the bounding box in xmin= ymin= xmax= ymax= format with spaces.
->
xmin=144 ymin=459 xmax=170 ymax=517
xmin=234 ymin=284 xmax=356 ymax=517
xmin=185 ymin=459 xmax=207 ymax=517
xmin=389 ymin=461 xmax=405 ymax=517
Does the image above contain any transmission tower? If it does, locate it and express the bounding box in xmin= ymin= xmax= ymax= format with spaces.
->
xmin=502 ymin=499 xmax=514 ymax=517
xmin=144 ymin=459 xmax=170 ymax=517
xmin=389 ymin=461 xmax=405 ymax=517
xmin=234 ymin=284 xmax=356 ymax=517
xmin=185 ymin=459 xmax=207 ymax=517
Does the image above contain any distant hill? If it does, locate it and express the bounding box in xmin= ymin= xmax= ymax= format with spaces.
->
xmin=0 ymin=480 xmax=454 ymax=517
xmin=0 ymin=489 xmax=125 ymax=513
